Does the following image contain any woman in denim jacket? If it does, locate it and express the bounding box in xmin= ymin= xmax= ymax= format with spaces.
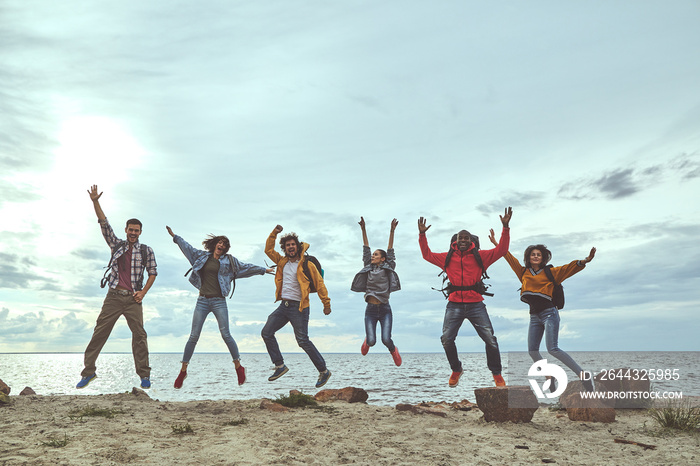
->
xmin=166 ymin=226 xmax=273 ymax=388
xmin=351 ymin=217 xmax=402 ymax=366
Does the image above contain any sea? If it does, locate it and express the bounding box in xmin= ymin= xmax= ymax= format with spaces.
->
xmin=1 ymin=352 xmax=698 ymax=406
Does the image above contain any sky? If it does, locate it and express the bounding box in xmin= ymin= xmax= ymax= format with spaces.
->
xmin=1 ymin=0 xmax=699 ymax=356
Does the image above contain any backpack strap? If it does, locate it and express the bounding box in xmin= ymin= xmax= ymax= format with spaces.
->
xmin=302 ymin=255 xmax=316 ymax=291
xmin=542 ymin=265 xmax=558 ymax=285
xmin=101 ymin=241 xmax=126 ymax=288
xmin=471 ymin=249 xmax=489 ymax=280
xmin=136 ymin=244 xmax=148 ymax=291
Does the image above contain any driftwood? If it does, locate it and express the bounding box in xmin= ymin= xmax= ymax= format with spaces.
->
xmin=613 ymin=438 xmax=657 ymax=450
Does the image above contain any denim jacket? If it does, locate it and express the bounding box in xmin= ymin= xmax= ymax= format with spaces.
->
xmin=351 ymin=246 xmax=401 ymax=297
xmin=174 ymin=235 xmax=266 ymax=296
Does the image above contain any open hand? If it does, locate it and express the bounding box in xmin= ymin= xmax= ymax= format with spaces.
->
xmin=488 ymin=228 xmax=498 ymax=247
xmin=499 ymin=207 xmax=513 ymax=228
xmin=390 ymin=218 xmax=398 ymax=231
xmin=87 ymin=185 xmax=102 ymax=202
xmin=584 ymin=247 xmax=596 ymax=263
xmin=418 ymin=217 xmax=431 ymax=234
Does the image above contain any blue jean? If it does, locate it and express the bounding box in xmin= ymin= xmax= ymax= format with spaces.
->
xmin=528 ymin=307 xmax=583 ymax=377
xmin=261 ymin=300 xmax=327 ymax=372
xmin=182 ymin=296 xmax=240 ymax=363
xmin=364 ymin=302 xmax=395 ymax=352
xmin=441 ymin=301 xmax=502 ymax=374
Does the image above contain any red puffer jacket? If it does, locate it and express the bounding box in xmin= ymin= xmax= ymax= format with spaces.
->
xmin=419 ymin=227 xmax=510 ymax=302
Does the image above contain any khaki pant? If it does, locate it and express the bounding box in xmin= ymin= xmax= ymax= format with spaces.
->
xmin=81 ymin=289 xmax=151 ymax=378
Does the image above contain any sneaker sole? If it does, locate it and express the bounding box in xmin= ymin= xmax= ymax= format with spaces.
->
xmin=268 ymin=366 xmax=289 ymax=381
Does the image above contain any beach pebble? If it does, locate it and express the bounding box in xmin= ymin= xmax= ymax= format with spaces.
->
xmin=19 ymin=387 xmax=36 ymax=396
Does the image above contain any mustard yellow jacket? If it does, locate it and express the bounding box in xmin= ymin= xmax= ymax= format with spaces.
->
xmin=504 ymin=250 xmax=585 ymax=303
xmin=265 ymin=229 xmax=331 ymax=311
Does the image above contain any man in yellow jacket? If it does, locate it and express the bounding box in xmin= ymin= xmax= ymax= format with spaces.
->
xmin=262 ymin=225 xmax=332 ymax=388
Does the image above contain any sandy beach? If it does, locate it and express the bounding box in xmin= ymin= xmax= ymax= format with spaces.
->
xmin=1 ymin=388 xmax=698 ymax=465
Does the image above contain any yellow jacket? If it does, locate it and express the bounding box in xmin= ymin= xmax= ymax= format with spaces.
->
xmin=504 ymin=250 xmax=585 ymax=302
xmin=265 ymin=229 xmax=331 ymax=311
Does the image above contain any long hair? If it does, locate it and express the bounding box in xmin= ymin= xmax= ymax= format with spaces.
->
xmin=375 ymin=249 xmax=387 ymax=260
xmin=524 ymin=244 xmax=552 ymax=269
xmin=202 ymin=235 xmax=230 ymax=254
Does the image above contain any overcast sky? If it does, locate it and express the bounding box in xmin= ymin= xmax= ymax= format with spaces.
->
xmin=1 ymin=0 xmax=699 ymax=356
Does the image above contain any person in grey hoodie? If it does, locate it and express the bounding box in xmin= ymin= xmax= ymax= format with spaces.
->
xmin=351 ymin=217 xmax=402 ymax=366
xmin=166 ymin=226 xmax=273 ymax=389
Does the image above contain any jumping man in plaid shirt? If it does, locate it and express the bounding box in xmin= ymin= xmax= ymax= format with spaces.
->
xmin=76 ymin=185 xmax=158 ymax=390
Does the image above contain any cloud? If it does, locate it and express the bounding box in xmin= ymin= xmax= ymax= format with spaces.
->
xmin=558 ymin=152 xmax=700 ymax=200
xmin=0 ymin=308 xmax=91 ymax=350
xmin=476 ymin=191 xmax=547 ymax=216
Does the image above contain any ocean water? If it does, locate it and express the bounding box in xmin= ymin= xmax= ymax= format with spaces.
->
xmin=1 ymin=352 xmax=697 ymax=406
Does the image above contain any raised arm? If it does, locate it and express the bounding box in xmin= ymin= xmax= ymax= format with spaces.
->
xmin=265 ymin=225 xmax=284 ymax=264
xmin=418 ymin=216 xmax=447 ymax=267
xmin=388 ymin=218 xmax=398 ymax=250
xmin=358 ymin=217 xmax=369 ymax=247
xmin=88 ymin=184 xmax=106 ymax=221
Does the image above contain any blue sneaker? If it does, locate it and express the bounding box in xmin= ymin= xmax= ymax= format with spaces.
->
xmin=315 ymin=370 xmax=331 ymax=388
xmin=76 ymin=373 xmax=97 ymax=389
xmin=140 ymin=377 xmax=151 ymax=389
xmin=268 ymin=365 xmax=289 ymax=381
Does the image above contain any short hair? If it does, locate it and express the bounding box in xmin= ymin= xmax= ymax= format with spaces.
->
xmin=280 ymin=233 xmax=300 ymax=250
xmin=524 ymin=244 xmax=552 ymax=269
xmin=125 ymin=218 xmax=142 ymax=229
xmin=202 ymin=235 xmax=231 ymax=255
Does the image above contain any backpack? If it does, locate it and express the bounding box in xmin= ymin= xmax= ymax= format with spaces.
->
xmin=542 ymin=265 xmax=565 ymax=309
xmin=101 ymin=241 xmax=148 ymax=291
xmin=302 ymin=254 xmax=324 ymax=293
xmin=184 ymin=254 xmax=237 ymax=298
xmin=435 ymin=233 xmax=493 ymax=298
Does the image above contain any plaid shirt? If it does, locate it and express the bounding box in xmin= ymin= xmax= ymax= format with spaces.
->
xmin=100 ymin=217 xmax=157 ymax=291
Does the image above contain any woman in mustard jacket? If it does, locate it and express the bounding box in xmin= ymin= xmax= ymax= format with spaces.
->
xmin=489 ymin=230 xmax=595 ymax=391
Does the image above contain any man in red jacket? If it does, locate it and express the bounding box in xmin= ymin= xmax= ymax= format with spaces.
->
xmin=418 ymin=207 xmax=512 ymax=388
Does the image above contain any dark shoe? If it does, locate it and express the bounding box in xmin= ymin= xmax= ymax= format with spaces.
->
xmin=140 ymin=377 xmax=151 ymax=389
xmin=76 ymin=373 xmax=97 ymax=389
xmin=174 ymin=371 xmax=187 ymax=389
xmin=390 ymin=347 xmax=402 ymax=367
xmin=268 ymin=365 xmax=289 ymax=381
xmin=361 ymin=340 xmax=369 ymax=356
xmin=493 ymin=374 xmax=506 ymax=387
xmin=448 ymin=370 xmax=462 ymax=388
xmin=236 ymin=365 xmax=246 ymax=385
xmin=315 ymin=370 xmax=331 ymax=388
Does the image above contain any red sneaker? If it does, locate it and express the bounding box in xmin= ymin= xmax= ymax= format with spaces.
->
xmin=493 ymin=374 xmax=506 ymax=387
xmin=361 ymin=340 xmax=369 ymax=356
xmin=174 ymin=370 xmax=187 ymax=389
xmin=448 ymin=370 xmax=463 ymax=387
xmin=391 ymin=347 xmax=402 ymax=366
xmin=236 ymin=365 xmax=246 ymax=385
